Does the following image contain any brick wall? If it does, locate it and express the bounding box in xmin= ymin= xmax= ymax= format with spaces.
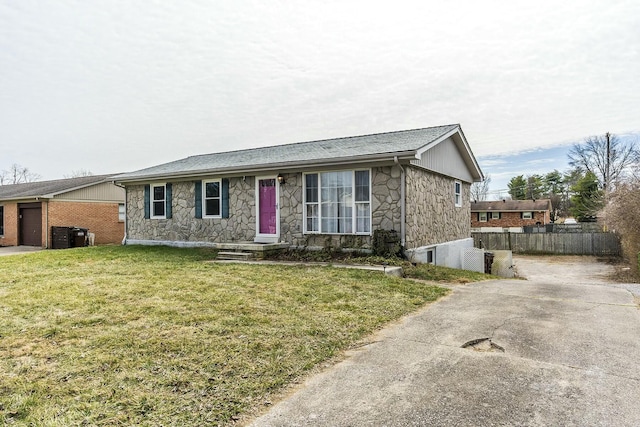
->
xmin=0 ymin=202 xmax=19 ymax=246
xmin=47 ymin=200 xmax=124 ymax=246
xmin=471 ymin=210 xmax=550 ymax=228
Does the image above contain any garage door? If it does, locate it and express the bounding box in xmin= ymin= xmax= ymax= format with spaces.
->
xmin=20 ymin=203 xmax=42 ymax=246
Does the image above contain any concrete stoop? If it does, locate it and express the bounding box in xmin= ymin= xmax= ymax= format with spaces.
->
xmin=216 ymin=251 xmax=258 ymax=261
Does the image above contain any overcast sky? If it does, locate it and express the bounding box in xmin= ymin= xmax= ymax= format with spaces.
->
xmin=1 ymin=1 xmax=638 ymax=182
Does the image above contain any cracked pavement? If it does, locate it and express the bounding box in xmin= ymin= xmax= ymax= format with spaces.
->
xmin=248 ymin=255 xmax=640 ymax=426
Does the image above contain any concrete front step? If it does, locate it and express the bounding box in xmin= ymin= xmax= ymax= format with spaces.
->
xmin=216 ymin=251 xmax=257 ymax=261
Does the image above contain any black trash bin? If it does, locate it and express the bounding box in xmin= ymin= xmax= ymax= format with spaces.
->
xmin=484 ymin=252 xmax=494 ymax=274
xmin=51 ymin=226 xmax=74 ymax=249
xmin=72 ymin=227 xmax=88 ymax=247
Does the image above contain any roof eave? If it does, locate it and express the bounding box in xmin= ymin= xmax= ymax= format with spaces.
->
xmin=115 ymin=151 xmax=418 ymax=184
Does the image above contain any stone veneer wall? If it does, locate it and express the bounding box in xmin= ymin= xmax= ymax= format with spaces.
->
xmin=126 ymin=177 xmax=256 ymax=243
xmin=126 ymin=166 xmax=403 ymax=249
xmin=405 ymin=166 xmax=471 ymax=249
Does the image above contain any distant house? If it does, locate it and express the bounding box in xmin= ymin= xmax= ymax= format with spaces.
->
xmin=471 ymin=199 xmax=553 ymax=230
xmin=0 ymin=175 xmax=125 ymax=248
xmin=115 ymin=124 xmax=484 ymax=267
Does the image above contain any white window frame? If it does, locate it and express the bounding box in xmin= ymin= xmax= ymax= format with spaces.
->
xmin=454 ymin=181 xmax=462 ymax=207
xmin=202 ymin=179 xmax=222 ymax=218
xmin=522 ymin=211 xmax=533 ymax=219
xmin=479 ymin=212 xmax=488 ymax=222
xmin=118 ymin=203 xmax=125 ymax=222
xmin=303 ymin=169 xmax=372 ymax=235
xmin=491 ymin=212 xmax=500 ymax=220
xmin=150 ymin=183 xmax=166 ymax=219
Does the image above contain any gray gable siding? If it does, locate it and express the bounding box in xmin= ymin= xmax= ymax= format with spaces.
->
xmin=53 ymin=181 xmax=125 ymax=202
xmin=410 ymin=136 xmax=474 ymax=183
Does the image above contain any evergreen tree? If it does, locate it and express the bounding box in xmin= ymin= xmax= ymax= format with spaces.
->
xmin=508 ymin=175 xmax=527 ymax=200
xmin=570 ymin=171 xmax=604 ymax=221
xmin=525 ymin=174 xmax=544 ymax=199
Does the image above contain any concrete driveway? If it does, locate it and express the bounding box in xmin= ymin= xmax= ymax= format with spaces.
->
xmin=249 ymin=256 xmax=640 ymax=426
xmin=0 ymin=245 xmax=42 ymax=256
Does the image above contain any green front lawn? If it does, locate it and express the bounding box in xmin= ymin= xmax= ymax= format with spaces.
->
xmin=0 ymin=246 xmax=450 ymax=426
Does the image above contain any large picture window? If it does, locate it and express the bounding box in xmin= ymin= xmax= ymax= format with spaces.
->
xmin=304 ymin=170 xmax=370 ymax=234
xmin=203 ymin=179 xmax=221 ymax=217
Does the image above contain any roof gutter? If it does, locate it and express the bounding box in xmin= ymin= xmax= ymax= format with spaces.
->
xmin=114 ymin=151 xmax=417 ymax=185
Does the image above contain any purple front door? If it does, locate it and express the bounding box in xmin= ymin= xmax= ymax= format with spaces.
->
xmin=258 ymin=178 xmax=277 ymax=235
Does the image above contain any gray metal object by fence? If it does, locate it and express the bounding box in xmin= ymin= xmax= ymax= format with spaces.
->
xmin=472 ymin=232 xmax=621 ymax=256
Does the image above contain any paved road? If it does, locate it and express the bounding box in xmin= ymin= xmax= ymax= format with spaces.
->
xmin=249 ymin=256 xmax=640 ymax=426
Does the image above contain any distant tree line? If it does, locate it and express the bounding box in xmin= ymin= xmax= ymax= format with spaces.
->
xmin=0 ymin=165 xmax=94 ymax=185
xmin=0 ymin=164 xmax=41 ymax=185
xmin=498 ymin=132 xmax=640 ymax=278
xmin=503 ymin=133 xmax=639 ymax=222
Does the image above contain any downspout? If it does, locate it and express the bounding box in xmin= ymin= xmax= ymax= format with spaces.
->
xmin=393 ymin=156 xmax=406 ymax=248
xmin=44 ymin=199 xmax=49 ymax=248
xmin=113 ymin=181 xmax=127 ymax=245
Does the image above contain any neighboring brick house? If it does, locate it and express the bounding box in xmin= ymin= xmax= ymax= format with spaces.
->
xmin=471 ymin=199 xmax=553 ymax=229
xmin=0 ymin=175 xmax=125 ymax=247
xmin=115 ymin=124 xmax=485 ymax=268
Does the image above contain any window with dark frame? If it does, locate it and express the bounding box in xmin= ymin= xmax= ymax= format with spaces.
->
xmin=0 ymin=205 xmax=4 ymax=235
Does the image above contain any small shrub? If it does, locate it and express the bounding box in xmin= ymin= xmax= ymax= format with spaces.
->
xmin=372 ymin=229 xmax=401 ymax=258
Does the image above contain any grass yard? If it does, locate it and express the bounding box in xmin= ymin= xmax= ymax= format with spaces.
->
xmin=0 ymin=246 xmax=455 ymax=426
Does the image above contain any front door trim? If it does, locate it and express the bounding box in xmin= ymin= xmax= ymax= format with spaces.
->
xmin=254 ymin=175 xmax=280 ymax=243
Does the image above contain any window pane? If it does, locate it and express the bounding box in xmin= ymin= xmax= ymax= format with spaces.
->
xmin=355 ymin=170 xmax=370 ymax=202
xmin=306 ymin=204 xmax=318 ymax=218
xmin=153 ymin=186 xmax=165 ymax=201
xmin=356 ymin=203 xmax=370 ymax=233
xmin=305 ymin=174 xmax=318 ymax=203
xmin=306 ymin=217 xmax=318 ymax=232
xmin=205 ymin=182 xmax=219 ymax=198
xmin=153 ymin=201 xmax=165 ymax=217
xmin=206 ymin=199 xmax=220 ymax=216
xmin=320 ymin=171 xmax=353 ymax=234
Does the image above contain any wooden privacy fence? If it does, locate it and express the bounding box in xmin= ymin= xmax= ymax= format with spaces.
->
xmin=472 ymin=232 xmax=621 ymax=256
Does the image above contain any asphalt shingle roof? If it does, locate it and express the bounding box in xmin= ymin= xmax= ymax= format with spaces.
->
xmin=0 ymin=175 xmax=117 ymax=201
xmin=115 ymin=124 xmax=461 ymax=181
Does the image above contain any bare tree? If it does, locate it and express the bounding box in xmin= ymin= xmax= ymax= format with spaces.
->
xmin=470 ymin=174 xmax=491 ymax=201
xmin=606 ymin=175 xmax=640 ymax=279
xmin=64 ymin=169 xmax=94 ymax=178
xmin=0 ymin=164 xmax=41 ymax=185
xmin=568 ymin=133 xmax=640 ymax=191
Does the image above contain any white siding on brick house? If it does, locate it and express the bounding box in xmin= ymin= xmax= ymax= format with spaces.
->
xmin=53 ymin=182 xmax=125 ymax=202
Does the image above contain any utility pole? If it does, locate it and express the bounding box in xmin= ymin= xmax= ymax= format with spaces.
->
xmin=605 ymin=131 xmax=611 ymax=194
xmin=604 ymin=132 xmax=611 ymax=232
